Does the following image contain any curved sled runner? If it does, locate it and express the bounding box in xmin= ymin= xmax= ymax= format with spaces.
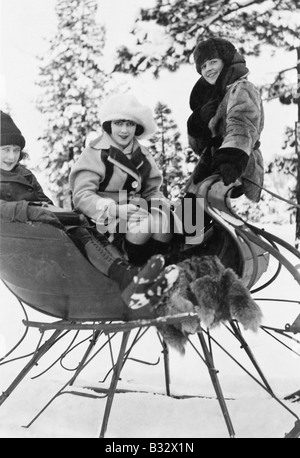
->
xmin=1 ymin=176 xmax=300 ymax=438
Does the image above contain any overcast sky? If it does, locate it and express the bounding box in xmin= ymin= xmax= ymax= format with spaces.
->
xmin=0 ymin=0 xmax=298 ymax=169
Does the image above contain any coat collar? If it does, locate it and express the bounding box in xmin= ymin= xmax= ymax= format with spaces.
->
xmin=107 ymin=146 xmax=144 ymax=190
xmin=1 ymin=163 xmax=31 ymax=176
xmin=0 ymin=164 xmax=33 ymax=186
xmin=90 ymin=131 xmax=146 ymax=189
xmin=226 ymin=73 xmax=249 ymax=91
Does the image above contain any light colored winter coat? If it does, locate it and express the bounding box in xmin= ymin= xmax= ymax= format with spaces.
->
xmin=69 ymin=131 xmax=166 ymax=234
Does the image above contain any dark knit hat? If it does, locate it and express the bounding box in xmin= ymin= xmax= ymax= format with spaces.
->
xmin=194 ymin=37 xmax=236 ymax=74
xmin=0 ymin=111 xmax=26 ymax=149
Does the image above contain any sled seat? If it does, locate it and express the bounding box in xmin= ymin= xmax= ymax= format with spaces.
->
xmin=0 ymin=219 xmax=158 ymax=322
xmin=0 ymin=193 xmax=264 ymax=322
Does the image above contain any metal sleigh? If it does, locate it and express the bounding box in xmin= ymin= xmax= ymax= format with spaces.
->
xmin=1 ymin=176 xmax=300 ymax=438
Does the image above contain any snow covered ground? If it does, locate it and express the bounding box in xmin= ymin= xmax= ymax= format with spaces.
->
xmin=0 ymin=223 xmax=300 ymax=439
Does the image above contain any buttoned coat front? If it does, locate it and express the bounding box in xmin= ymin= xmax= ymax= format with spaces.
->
xmin=0 ymin=164 xmax=53 ymax=204
xmin=69 ymin=132 xmax=166 ymax=234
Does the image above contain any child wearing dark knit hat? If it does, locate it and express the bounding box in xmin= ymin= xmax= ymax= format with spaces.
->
xmin=0 ymin=110 xmax=26 ymax=150
xmin=0 ymin=110 xmax=52 ymax=202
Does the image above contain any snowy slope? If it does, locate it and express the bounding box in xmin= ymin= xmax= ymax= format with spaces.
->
xmin=0 ymin=224 xmax=300 ymax=438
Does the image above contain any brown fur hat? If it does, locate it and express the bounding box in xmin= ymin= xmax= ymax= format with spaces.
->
xmin=156 ymin=255 xmax=262 ymax=354
xmin=193 ymin=37 xmax=236 ymax=74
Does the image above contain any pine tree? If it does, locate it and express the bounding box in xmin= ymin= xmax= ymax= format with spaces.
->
xmin=264 ymin=49 xmax=300 ymax=243
xmin=36 ymin=0 xmax=110 ymax=207
xmin=147 ymin=102 xmax=187 ymax=201
xmin=114 ymin=0 xmax=300 ymax=77
xmin=266 ymin=132 xmax=297 ymax=220
xmin=232 ymin=172 xmax=295 ymax=225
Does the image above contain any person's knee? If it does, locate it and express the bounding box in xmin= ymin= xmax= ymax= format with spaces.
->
xmin=151 ymin=207 xmax=173 ymax=241
xmin=126 ymin=211 xmax=153 ymax=244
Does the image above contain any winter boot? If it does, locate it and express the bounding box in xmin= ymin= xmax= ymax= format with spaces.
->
xmin=127 ymin=264 xmax=180 ymax=310
xmin=123 ymin=239 xmax=152 ymax=266
xmin=145 ymin=238 xmax=171 ymax=256
xmin=68 ymin=226 xmax=126 ymax=277
xmin=85 ymin=239 xmax=175 ymax=309
xmin=67 ymin=226 xmax=171 ymax=308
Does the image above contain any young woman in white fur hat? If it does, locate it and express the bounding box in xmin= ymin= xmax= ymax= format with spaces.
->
xmin=69 ymin=93 xmax=178 ymax=309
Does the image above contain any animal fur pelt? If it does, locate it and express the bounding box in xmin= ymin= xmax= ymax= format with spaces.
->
xmin=156 ymin=255 xmax=263 ymax=354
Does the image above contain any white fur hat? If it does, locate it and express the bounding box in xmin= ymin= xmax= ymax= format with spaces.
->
xmin=99 ymin=93 xmax=157 ymax=140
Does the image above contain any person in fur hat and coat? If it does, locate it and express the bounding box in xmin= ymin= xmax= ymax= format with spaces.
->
xmin=0 ymin=110 xmax=178 ymax=312
xmin=186 ymin=37 xmax=264 ymax=202
xmin=70 ymin=92 xmax=175 ymax=266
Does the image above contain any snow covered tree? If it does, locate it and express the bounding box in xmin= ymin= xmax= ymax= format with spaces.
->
xmin=265 ymin=128 xmax=298 ymax=222
xmin=233 ymin=165 xmax=296 ymax=224
xmin=113 ymin=0 xmax=300 ymax=77
xmin=262 ymin=47 xmax=300 ymax=243
xmin=36 ymin=0 xmax=110 ymax=207
xmin=147 ymin=102 xmax=187 ymax=201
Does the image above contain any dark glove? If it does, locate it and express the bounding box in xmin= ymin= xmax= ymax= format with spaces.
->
xmin=200 ymin=98 xmax=219 ymax=124
xmin=211 ymin=148 xmax=249 ymax=186
xmin=0 ymin=200 xmax=29 ymax=222
xmin=219 ymin=163 xmax=240 ymax=185
xmin=0 ymin=200 xmax=63 ymax=228
xmin=187 ymin=98 xmax=218 ymax=138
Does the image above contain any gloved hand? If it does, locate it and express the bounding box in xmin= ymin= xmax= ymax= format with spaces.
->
xmin=219 ymin=163 xmax=241 ymax=186
xmin=108 ymin=203 xmax=147 ymax=223
xmin=187 ymin=99 xmax=218 ymax=140
xmin=200 ymin=98 xmax=219 ymax=124
xmin=118 ymin=203 xmax=142 ymax=222
xmin=0 ymin=200 xmax=63 ymax=228
xmin=211 ymin=147 xmax=249 ymax=186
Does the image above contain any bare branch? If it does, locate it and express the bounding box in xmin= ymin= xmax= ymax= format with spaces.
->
xmin=188 ymin=0 xmax=266 ymax=34
xmin=278 ymin=65 xmax=298 ymax=75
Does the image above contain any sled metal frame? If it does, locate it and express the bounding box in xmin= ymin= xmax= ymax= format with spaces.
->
xmin=1 ymin=311 xmax=217 ymax=438
xmin=199 ymin=321 xmax=300 ymax=437
xmin=1 ymin=309 xmax=300 ymax=438
xmin=257 ymin=304 xmax=300 ymax=404
xmin=185 ymin=322 xmax=300 ymax=436
xmin=194 ymin=176 xmax=300 ymax=437
xmin=0 ymin=308 xmax=239 ymax=438
xmin=262 ymin=321 xmax=300 ymax=405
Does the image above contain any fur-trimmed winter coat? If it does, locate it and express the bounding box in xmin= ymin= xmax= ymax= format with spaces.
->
xmin=186 ymin=76 xmax=264 ymax=202
xmin=0 ymin=164 xmax=53 ymax=204
xmin=69 ymin=131 xmax=167 ymax=234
